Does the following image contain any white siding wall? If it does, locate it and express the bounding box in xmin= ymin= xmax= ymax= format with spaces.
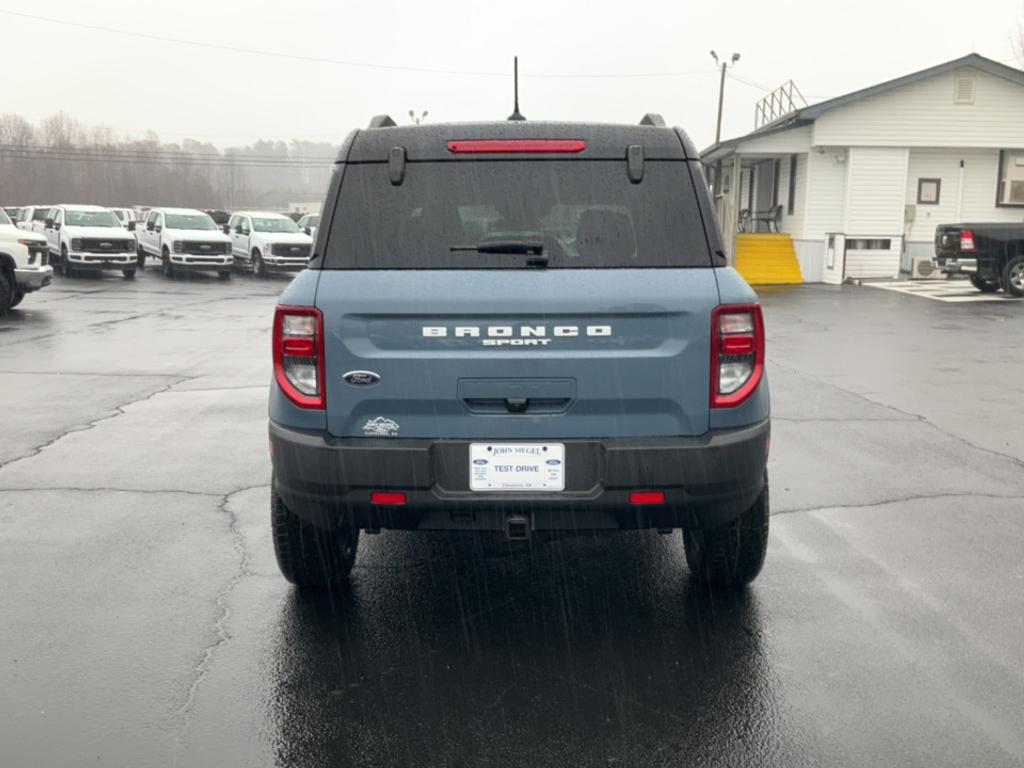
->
xmin=904 ymin=148 xmax=1024 ymax=243
xmin=842 ymin=147 xmax=908 ymax=279
xmin=802 ymin=149 xmax=847 ymax=241
xmin=845 ymin=147 xmax=909 ymax=234
xmin=813 ymin=67 xmax=1024 ymax=148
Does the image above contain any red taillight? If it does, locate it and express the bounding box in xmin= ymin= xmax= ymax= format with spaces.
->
xmin=960 ymin=230 xmax=976 ymax=251
xmin=446 ymin=139 xmax=586 ymax=154
xmin=711 ymin=304 xmax=765 ymax=409
xmin=371 ymin=492 xmax=407 ymax=506
xmin=630 ymin=491 xmax=666 ymax=506
xmin=273 ymin=306 xmax=325 ymax=409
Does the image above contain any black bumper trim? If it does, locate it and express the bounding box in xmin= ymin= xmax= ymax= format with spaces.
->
xmin=270 ymin=420 xmax=770 ymax=533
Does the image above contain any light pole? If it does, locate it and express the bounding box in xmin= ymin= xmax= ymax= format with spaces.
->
xmin=710 ymin=50 xmax=740 ymax=144
xmin=408 ymin=110 xmax=428 ymax=125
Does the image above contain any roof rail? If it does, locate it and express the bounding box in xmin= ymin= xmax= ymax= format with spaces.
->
xmin=639 ymin=113 xmax=666 ymax=127
xmin=367 ymin=115 xmax=398 ymax=129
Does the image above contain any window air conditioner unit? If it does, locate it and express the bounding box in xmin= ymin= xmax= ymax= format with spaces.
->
xmin=911 ymin=256 xmax=939 ymax=279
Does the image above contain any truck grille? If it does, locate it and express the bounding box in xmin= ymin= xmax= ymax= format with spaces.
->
xmin=271 ymin=243 xmax=311 ymax=258
xmin=182 ymin=241 xmax=229 ymax=255
xmin=80 ymin=238 xmax=134 ymax=253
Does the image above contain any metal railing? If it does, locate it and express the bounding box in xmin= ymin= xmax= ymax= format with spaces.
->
xmin=754 ymin=81 xmax=808 ymax=129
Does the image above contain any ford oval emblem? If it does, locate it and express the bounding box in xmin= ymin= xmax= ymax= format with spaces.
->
xmin=546 ymin=459 xmax=562 ymax=466
xmin=473 ymin=459 xmax=488 ymax=466
xmin=343 ymin=370 xmax=381 ymax=387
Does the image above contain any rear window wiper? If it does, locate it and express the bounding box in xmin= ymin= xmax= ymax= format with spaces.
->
xmin=449 ymin=240 xmax=548 ymax=267
xmin=450 ymin=240 xmax=544 ymax=255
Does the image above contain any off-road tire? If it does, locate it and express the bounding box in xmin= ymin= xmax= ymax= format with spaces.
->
xmin=969 ymin=274 xmax=1000 ymax=293
xmin=271 ymin=482 xmax=359 ymax=589
xmin=122 ymin=268 xmax=136 ymax=280
xmin=683 ymin=474 xmax=769 ymax=588
xmin=0 ymin=269 xmax=13 ymax=315
xmin=1003 ymin=256 xmax=1024 ymax=298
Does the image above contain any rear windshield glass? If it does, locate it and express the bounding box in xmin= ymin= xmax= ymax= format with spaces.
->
xmin=322 ymin=161 xmax=711 ymax=269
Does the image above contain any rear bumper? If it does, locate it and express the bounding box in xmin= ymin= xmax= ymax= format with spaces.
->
xmin=14 ymin=266 xmax=53 ymax=291
xmin=934 ymin=256 xmax=978 ymax=274
xmin=269 ymin=419 xmax=770 ymax=533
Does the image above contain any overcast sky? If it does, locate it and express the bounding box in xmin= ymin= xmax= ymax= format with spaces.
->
xmin=2 ymin=0 xmax=1022 ymax=150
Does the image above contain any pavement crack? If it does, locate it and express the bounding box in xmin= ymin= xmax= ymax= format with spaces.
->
xmin=769 ymin=360 xmax=1024 ymax=471
xmin=0 ymin=375 xmax=195 ymax=474
xmin=0 ymin=486 xmax=221 ymax=498
xmin=774 ymin=491 xmax=1024 ymax=516
xmin=173 ymin=484 xmax=264 ymax=758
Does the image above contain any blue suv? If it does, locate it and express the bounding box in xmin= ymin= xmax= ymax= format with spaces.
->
xmin=269 ymin=115 xmax=770 ymax=589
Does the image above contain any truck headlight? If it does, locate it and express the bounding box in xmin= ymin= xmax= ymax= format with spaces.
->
xmin=71 ymin=238 xmax=83 ymax=251
xmin=173 ymin=241 xmax=185 ymax=253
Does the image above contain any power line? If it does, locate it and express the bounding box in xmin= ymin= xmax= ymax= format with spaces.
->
xmin=0 ymin=9 xmax=718 ymax=80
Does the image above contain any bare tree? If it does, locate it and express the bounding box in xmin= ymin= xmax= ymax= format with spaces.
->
xmin=0 ymin=111 xmax=337 ymax=210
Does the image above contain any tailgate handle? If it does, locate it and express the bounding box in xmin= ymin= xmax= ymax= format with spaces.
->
xmin=505 ymin=397 xmax=529 ymax=414
xmin=458 ymin=378 xmax=576 ymax=415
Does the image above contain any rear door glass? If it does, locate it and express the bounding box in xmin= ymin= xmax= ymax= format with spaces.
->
xmin=322 ymin=161 xmax=712 ymax=269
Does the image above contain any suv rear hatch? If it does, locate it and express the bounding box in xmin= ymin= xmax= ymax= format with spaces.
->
xmin=314 ymin=137 xmax=721 ymax=440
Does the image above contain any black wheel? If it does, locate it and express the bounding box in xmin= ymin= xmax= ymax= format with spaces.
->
xmin=161 ymin=250 xmax=174 ymax=279
xmin=61 ymin=246 xmax=75 ymax=278
xmin=252 ymin=250 xmax=266 ymax=278
xmin=271 ymin=482 xmax=359 ymax=588
xmin=1003 ymin=256 xmax=1024 ymax=298
xmin=137 ymin=247 xmax=147 ymax=269
xmin=122 ymin=268 xmax=136 ymax=280
xmin=9 ymin=288 xmax=25 ymax=309
xmin=969 ymin=274 xmax=1000 ymax=293
xmin=0 ymin=269 xmax=13 ymax=316
xmin=683 ymin=475 xmax=769 ymax=588
xmin=218 ymin=270 xmax=232 ymax=281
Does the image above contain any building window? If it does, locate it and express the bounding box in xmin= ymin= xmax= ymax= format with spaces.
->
xmin=917 ymin=178 xmax=941 ymax=205
xmin=846 ymin=238 xmax=892 ymax=251
xmin=787 ymin=155 xmax=797 ymax=215
xmin=996 ymin=150 xmax=1024 ymax=206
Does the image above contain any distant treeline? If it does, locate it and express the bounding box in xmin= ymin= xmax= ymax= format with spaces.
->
xmin=0 ymin=112 xmax=339 ymax=210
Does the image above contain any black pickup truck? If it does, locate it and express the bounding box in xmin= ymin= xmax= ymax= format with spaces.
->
xmin=934 ymin=223 xmax=1024 ymax=296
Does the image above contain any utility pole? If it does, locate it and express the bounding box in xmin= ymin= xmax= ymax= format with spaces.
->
xmin=710 ymin=50 xmax=741 ymax=144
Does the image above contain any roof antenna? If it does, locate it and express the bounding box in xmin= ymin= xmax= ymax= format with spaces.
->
xmin=507 ymin=56 xmax=526 ymax=121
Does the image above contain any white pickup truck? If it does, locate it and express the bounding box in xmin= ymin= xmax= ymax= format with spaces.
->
xmin=42 ymin=205 xmax=138 ymax=279
xmin=226 ymin=211 xmax=313 ymax=277
xmin=137 ymin=208 xmax=233 ymax=279
xmin=0 ymin=208 xmax=52 ymax=315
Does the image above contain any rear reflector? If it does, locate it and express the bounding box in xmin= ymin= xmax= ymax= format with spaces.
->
xmin=282 ymin=337 xmax=315 ymax=357
xmin=630 ymin=491 xmax=666 ymax=506
xmin=370 ymin=492 xmax=407 ymax=506
xmin=447 ymin=139 xmax=586 ymax=154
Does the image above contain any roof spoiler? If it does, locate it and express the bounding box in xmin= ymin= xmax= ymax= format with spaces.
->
xmin=367 ymin=115 xmax=397 ymax=129
xmin=639 ymin=113 xmax=665 ymax=127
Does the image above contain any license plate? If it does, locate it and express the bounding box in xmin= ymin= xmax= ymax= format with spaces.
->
xmin=469 ymin=443 xmax=565 ymax=492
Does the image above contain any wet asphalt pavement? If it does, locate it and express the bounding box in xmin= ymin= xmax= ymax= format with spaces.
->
xmin=2 ymin=270 xmax=1024 ymax=768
